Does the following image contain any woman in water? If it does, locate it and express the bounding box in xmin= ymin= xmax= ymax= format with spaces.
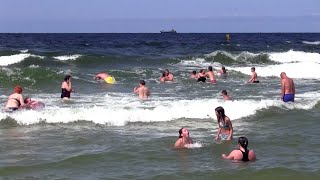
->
xmin=174 ymin=127 xmax=193 ymax=148
xmin=214 ymin=106 xmax=233 ymax=141
xmin=5 ymin=86 xmax=25 ymax=111
xmin=61 ymin=75 xmax=73 ymax=99
xmin=222 ymin=136 xmax=256 ymax=161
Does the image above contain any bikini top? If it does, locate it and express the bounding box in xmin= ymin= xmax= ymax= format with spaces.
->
xmin=10 ymin=98 xmax=21 ymax=107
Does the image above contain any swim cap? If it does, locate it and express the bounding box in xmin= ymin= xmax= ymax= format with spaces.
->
xmin=105 ymin=76 xmax=115 ymax=84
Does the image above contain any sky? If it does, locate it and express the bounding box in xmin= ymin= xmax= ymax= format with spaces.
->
xmin=0 ymin=0 xmax=320 ymax=33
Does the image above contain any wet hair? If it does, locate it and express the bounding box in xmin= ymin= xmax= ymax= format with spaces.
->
xmin=208 ymin=66 xmax=213 ymax=71
xmin=14 ymin=86 xmax=23 ymax=94
xmin=221 ymin=90 xmax=227 ymax=95
xmin=215 ymin=106 xmax=226 ymax=124
xmin=140 ymin=80 xmax=146 ymax=85
xmin=222 ymin=66 xmax=226 ymax=74
xmin=200 ymin=69 xmax=205 ymax=73
xmin=162 ymin=72 xmax=166 ymax=77
xmin=24 ymin=97 xmax=31 ymax=104
xmin=251 ymin=67 xmax=255 ymax=71
xmin=192 ymin=70 xmax=196 ymax=75
xmin=178 ymin=127 xmax=189 ymax=138
xmin=64 ymin=75 xmax=71 ymax=82
xmin=238 ymin=136 xmax=248 ymax=151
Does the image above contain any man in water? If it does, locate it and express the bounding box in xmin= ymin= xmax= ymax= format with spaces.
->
xmin=206 ymin=66 xmax=216 ymax=83
xmin=217 ymin=66 xmax=227 ymax=76
xmin=24 ymin=97 xmax=45 ymax=110
xmin=280 ymin=72 xmax=295 ymax=102
xmin=247 ymin=67 xmax=259 ymax=83
xmin=95 ymin=72 xmax=115 ymax=84
xmin=133 ymin=80 xmax=150 ymax=100
xmin=190 ymin=70 xmax=197 ymax=79
xmin=174 ymin=127 xmax=193 ymax=148
xmin=221 ymin=90 xmax=232 ymax=101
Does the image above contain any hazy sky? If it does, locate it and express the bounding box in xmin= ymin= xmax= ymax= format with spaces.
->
xmin=1 ymin=0 xmax=320 ymax=32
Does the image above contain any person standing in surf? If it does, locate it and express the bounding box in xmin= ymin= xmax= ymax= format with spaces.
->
xmin=247 ymin=67 xmax=259 ymax=83
xmin=280 ymin=72 xmax=295 ymax=102
xmin=222 ymin=137 xmax=256 ymax=162
xmin=214 ymin=106 xmax=233 ymax=141
xmin=174 ymin=127 xmax=193 ymax=148
xmin=5 ymin=86 xmax=25 ymax=111
xmin=133 ymin=80 xmax=150 ymax=100
xmin=61 ymin=75 xmax=73 ymax=99
xmin=206 ymin=66 xmax=216 ymax=83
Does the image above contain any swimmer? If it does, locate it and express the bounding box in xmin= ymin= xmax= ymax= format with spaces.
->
xmin=24 ymin=97 xmax=45 ymax=110
xmin=190 ymin=70 xmax=197 ymax=79
xmin=221 ymin=90 xmax=232 ymax=101
xmin=4 ymin=86 xmax=25 ymax=111
xmin=280 ymin=72 xmax=295 ymax=102
xmin=61 ymin=75 xmax=73 ymax=100
xmin=222 ymin=137 xmax=256 ymax=162
xmin=133 ymin=80 xmax=150 ymax=100
xmin=206 ymin=66 xmax=216 ymax=83
xmin=160 ymin=72 xmax=166 ymax=83
xmin=95 ymin=72 xmax=115 ymax=84
xmin=164 ymin=69 xmax=174 ymax=81
xmin=218 ymin=66 xmax=227 ymax=76
xmin=197 ymin=69 xmax=206 ymax=82
xmin=247 ymin=67 xmax=259 ymax=83
xmin=174 ymin=127 xmax=193 ymax=148
xmin=214 ymin=106 xmax=233 ymax=141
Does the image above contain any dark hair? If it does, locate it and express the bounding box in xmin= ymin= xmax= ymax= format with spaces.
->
xmin=238 ymin=137 xmax=248 ymax=151
xmin=178 ymin=128 xmax=183 ymax=138
xmin=24 ymin=97 xmax=30 ymax=104
xmin=215 ymin=106 xmax=226 ymax=124
xmin=192 ymin=70 xmax=196 ymax=75
xmin=200 ymin=69 xmax=205 ymax=73
xmin=140 ymin=80 xmax=146 ymax=85
xmin=221 ymin=90 xmax=227 ymax=95
xmin=162 ymin=72 xmax=166 ymax=77
xmin=64 ymin=75 xmax=71 ymax=82
xmin=251 ymin=67 xmax=255 ymax=71
xmin=222 ymin=66 xmax=226 ymax=74
xmin=208 ymin=66 xmax=213 ymax=71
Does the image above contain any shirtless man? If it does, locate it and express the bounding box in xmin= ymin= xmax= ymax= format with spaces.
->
xmin=95 ymin=72 xmax=115 ymax=84
xmin=133 ymin=80 xmax=150 ymax=100
xmin=206 ymin=66 xmax=216 ymax=83
xmin=174 ymin=127 xmax=193 ymax=148
xmin=221 ymin=90 xmax=232 ymax=101
xmin=247 ymin=67 xmax=259 ymax=83
xmin=280 ymin=72 xmax=295 ymax=102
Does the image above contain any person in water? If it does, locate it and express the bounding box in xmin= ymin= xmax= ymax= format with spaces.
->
xmin=197 ymin=69 xmax=207 ymax=82
xmin=5 ymin=86 xmax=25 ymax=111
xmin=206 ymin=66 xmax=216 ymax=83
xmin=225 ymin=33 xmax=230 ymax=43
xmin=280 ymin=72 xmax=295 ymax=102
xmin=247 ymin=67 xmax=259 ymax=83
xmin=221 ymin=90 xmax=232 ymax=101
xmin=174 ymin=127 xmax=193 ymax=148
xmin=24 ymin=97 xmax=45 ymax=110
xmin=95 ymin=72 xmax=115 ymax=84
xmin=222 ymin=137 xmax=256 ymax=162
xmin=214 ymin=106 xmax=233 ymax=141
xmin=162 ymin=69 xmax=174 ymax=82
xmin=61 ymin=75 xmax=73 ymax=100
xmin=218 ymin=66 xmax=227 ymax=76
xmin=160 ymin=72 xmax=166 ymax=83
xmin=133 ymin=80 xmax=150 ymax=100
xmin=190 ymin=70 xmax=197 ymax=79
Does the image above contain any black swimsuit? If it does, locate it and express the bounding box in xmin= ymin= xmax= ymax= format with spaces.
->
xmin=61 ymin=88 xmax=71 ymax=98
xmin=7 ymin=98 xmax=21 ymax=111
xmin=197 ymin=77 xmax=206 ymax=82
xmin=240 ymin=149 xmax=250 ymax=162
xmin=252 ymin=80 xmax=260 ymax=83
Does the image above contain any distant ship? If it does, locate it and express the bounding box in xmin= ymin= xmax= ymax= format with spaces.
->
xmin=160 ymin=28 xmax=177 ymax=33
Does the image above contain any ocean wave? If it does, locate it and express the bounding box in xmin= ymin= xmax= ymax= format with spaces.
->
xmin=269 ymin=50 xmax=320 ymax=63
xmin=302 ymin=41 xmax=320 ymax=45
xmin=53 ymin=54 xmax=82 ymax=61
xmin=0 ymin=53 xmax=45 ymax=66
xmin=1 ymin=94 xmax=319 ymax=126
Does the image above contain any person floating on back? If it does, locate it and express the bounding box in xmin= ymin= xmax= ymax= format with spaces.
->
xmin=174 ymin=127 xmax=193 ymax=148
xmin=247 ymin=67 xmax=259 ymax=83
xmin=133 ymin=80 xmax=150 ymax=100
xmin=280 ymin=72 xmax=295 ymax=102
xmin=24 ymin=97 xmax=45 ymax=110
xmin=221 ymin=90 xmax=232 ymax=101
xmin=95 ymin=72 xmax=115 ymax=84
xmin=222 ymin=136 xmax=256 ymax=162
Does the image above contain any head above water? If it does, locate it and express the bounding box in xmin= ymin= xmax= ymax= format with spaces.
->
xmin=280 ymin=72 xmax=287 ymax=79
xmin=178 ymin=127 xmax=189 ymax=138
xmin=238 ymin=136 xmax=249 ymax=150
xmin=251 ymin=67 xmax=255 ymax=72
xmin=221 ymin=90 xmax=228 ymax=95
xmin=165 ymin=69 xmax=170 ymax=75
xmin=222 ymin=66 xmax=226 ymax=73
xmin=14 ymin=86 xmax=23 ymax=94
xmin=139 ymin=80 xmax=146 ymax=86
xmin=24 ymin=97 xmax=31 ymax=104
xmin=64 ymin=75 xmax=71 ymax=82
xmin=208 ymin=66 xmax=213 ymax=71
xmin=192 ymin=70 xmax=196 ymax=75
xmin=215 ymin=106 xmax=226 ymax=123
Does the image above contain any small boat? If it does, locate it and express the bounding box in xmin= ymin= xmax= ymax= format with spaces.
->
xmin=160 ymin=28 xmax=177 ymax=33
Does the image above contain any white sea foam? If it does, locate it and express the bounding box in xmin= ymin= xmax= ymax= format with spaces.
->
xmin=1 ymin=92 xmax=319 ymax=126
xmin=269 ymin=50 xmax=320 ymax=63
xmin=53 ymin=54 xmax=82 ymax=61
xmin=0 ymin=53 xmax=31 ymax=66
xmin=20 ymin=49 xmax=29 ymax=53
xmin=302 ymin=41 xmax=320 ymax=45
